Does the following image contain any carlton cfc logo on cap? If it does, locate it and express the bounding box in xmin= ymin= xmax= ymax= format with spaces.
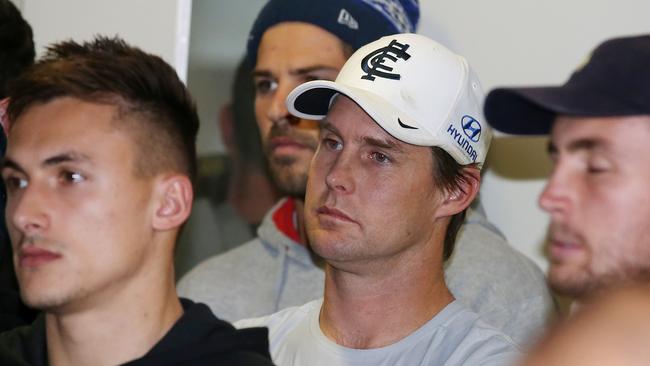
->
xmin=360 ymin=39 xmax=411 ymax=81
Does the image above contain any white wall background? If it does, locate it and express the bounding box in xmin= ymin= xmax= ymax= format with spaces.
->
xmin=15 ymin=0 xmax=650 ymax=271
xmin=18 ymin=0 xmax=191 ymax=82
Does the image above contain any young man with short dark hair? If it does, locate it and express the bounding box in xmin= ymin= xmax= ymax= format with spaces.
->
xmin=0 ymin=36 xmax=274 ymax=366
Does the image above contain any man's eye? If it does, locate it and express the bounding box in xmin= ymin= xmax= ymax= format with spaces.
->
xmin=587 ymin=165 xmax=608 ymax=174
xmin=323 ymin=138 xmax=342 ymax=151
xmin=370 ymin=152 xmax=390 ymax=164
xmin=254 ymin=79 xmax=278 ymax=95
xmin=586 ymin=158 xmax=611 ymax=175
xmin=4 ymin=176 xmax=27 ymax=191
xmin=60 ymin=171 xmax=85 ymax=184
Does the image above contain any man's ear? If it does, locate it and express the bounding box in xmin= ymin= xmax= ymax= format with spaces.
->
xmin=436 ymin=167 xmax=481 ymax=218
xmin=152 ymin=174 xmax=193 ymax=231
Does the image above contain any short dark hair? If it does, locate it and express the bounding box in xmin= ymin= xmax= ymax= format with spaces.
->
xmin=430 ymin=147 xmax=478 ymax=261
xmin=7 ymin=36 xmax=199 ymax=183
xmin=0 ymin=0 xmax=35 ymax=99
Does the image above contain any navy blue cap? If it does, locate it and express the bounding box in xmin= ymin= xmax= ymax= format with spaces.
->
xmin=246 ymin=0 xmax=420 ymax=66
xmin=484 ymin=34 xmax=650 ymax=135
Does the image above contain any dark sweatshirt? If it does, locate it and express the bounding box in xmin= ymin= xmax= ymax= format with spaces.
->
xmin=0 ymin=298 xmax=275 ymax=366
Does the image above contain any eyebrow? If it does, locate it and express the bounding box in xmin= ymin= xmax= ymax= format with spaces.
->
xmin=1 ymin=152 xmax=92 ymax=173
xmin=320 ymin=119 xmax=340 ymax=135
xmin=252 ymin=65 xmax=341 ymax=78
xmin=320 ymin=119 xmax=404 ymax=153
xmin=547 ymin=137 xmax=607 ymax=155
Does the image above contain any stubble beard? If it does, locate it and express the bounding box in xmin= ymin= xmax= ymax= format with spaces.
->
xmin=549 ymin=260 xmax=650 ymax=301
xmin=264 ymin=124 xmax=317 ymax=198
xmin=267 ymin=154 xmax=308 ymax=198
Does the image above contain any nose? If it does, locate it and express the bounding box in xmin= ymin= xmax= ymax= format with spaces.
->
xmin=267 ymin=83 xmax=299 ymax=127
xmin=538 ymin=167 xmax=572 ymax=221
xmin=324 ymin=152 xmax=355 ymax=194
xmin=10 ymin=183 xmax=50 ymax=236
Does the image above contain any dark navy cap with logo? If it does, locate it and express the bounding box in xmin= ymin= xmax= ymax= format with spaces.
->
xmin=246 ymin=0 xmax=420 ymax=66
xmin=484 ymin=34 xmax=650 ymax=135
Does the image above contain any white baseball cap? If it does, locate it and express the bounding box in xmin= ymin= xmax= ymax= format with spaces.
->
xmin=286 ymin=33 xmax=491 ymax=167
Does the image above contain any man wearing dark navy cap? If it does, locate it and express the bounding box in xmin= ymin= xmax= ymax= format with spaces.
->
xmin=485 ymin=34 xmax=650 ymax=303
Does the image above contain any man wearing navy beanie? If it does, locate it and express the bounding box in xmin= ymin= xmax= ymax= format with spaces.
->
xmin=178 ymin=0 xmax=553 ymax=347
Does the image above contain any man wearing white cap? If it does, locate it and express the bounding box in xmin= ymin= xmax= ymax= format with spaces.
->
xmin=237 ymin=33 xmax=520 ymax=365
xmin=178 ymin=0 xmax=554 ymax=347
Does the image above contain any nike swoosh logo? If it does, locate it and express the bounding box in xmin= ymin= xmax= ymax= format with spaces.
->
xmin=398 ymin=118 xmax=418 ymax=129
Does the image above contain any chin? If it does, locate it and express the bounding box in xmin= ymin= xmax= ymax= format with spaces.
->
xmin=270 ymin=169 xmax=307 ymax=197
xmin=311 ymin=236 xmax=359 ymax=263
xmin=549 ymin=270 xmax=599 ymax=299
xmin=22 ymin=291 xmax=71 ymax=311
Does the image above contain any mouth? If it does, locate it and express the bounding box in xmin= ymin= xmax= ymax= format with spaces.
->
xmin=270 ymin=136 xmax=311 ymax=152
xmin=547 ymin=235 xmax=585 ymax=261
xmin=18 ymin=246 xmax=62 ymax=268
xmin=315 ymin=206 xmax=357 ymax=224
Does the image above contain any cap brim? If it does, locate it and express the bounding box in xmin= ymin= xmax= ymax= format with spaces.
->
xmin=484 ymin=85 xmax=639 ymax=135
xmin=287 ymin=80 xmax=437 ymax=146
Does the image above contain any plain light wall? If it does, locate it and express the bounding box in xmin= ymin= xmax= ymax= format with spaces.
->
xmin=20 ymin=0 xmax=191 ymax=82
xmin=187 ymin=0 xmax=266 ymax=156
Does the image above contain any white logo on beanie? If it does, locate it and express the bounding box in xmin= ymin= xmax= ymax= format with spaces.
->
xmin=337 ymin=9 xmax=359 ymax=30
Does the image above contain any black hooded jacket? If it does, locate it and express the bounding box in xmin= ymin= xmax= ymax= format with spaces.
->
xmin=0 ymin=298 xmax=274 ymax=366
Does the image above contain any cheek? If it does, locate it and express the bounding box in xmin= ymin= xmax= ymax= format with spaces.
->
xmin=254 ymin=98 xmax=272 ymax=133
xmin=306 ymin=153 xmax=329 ymax=194
xmin=584 ymin=183 xmax=650 ymax=258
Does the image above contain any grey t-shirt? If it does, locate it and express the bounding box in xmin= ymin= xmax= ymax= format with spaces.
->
xmin=236 ymin=299 xmax=521 ymax=366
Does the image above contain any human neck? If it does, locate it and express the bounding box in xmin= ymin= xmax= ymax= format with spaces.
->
xmin=45 ymin=264 xmax=183 ymax=366
xmin=319 ymin=255 xmax=453 ymax=349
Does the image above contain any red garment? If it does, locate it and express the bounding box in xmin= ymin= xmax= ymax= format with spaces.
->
xmin=272 ymin=198 xmax=301 ymax=243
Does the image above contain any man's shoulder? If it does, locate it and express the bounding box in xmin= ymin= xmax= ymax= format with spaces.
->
xmin=447 ymin=203 xmax=554 ymax=345
xmin=435 ymin=302 xmax=521 ymax=365
xmin=456 ymin=204 xmax=544 ymax=280
xmin=176 ymin=197 xmax=291 ymax=290
xmin=124 ymin=299 xmax=274 ymax=366
xmin=0 ymin=322 xmax=42 ymax=366
xmin=235 ymin=299 xmax=320 ymax=334
xmin=177 ymin=237 xmax=269 ymax=289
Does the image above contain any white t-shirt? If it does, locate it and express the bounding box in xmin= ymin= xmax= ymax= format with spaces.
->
xmin=236 ymin=299 xmax=521 ymax=366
